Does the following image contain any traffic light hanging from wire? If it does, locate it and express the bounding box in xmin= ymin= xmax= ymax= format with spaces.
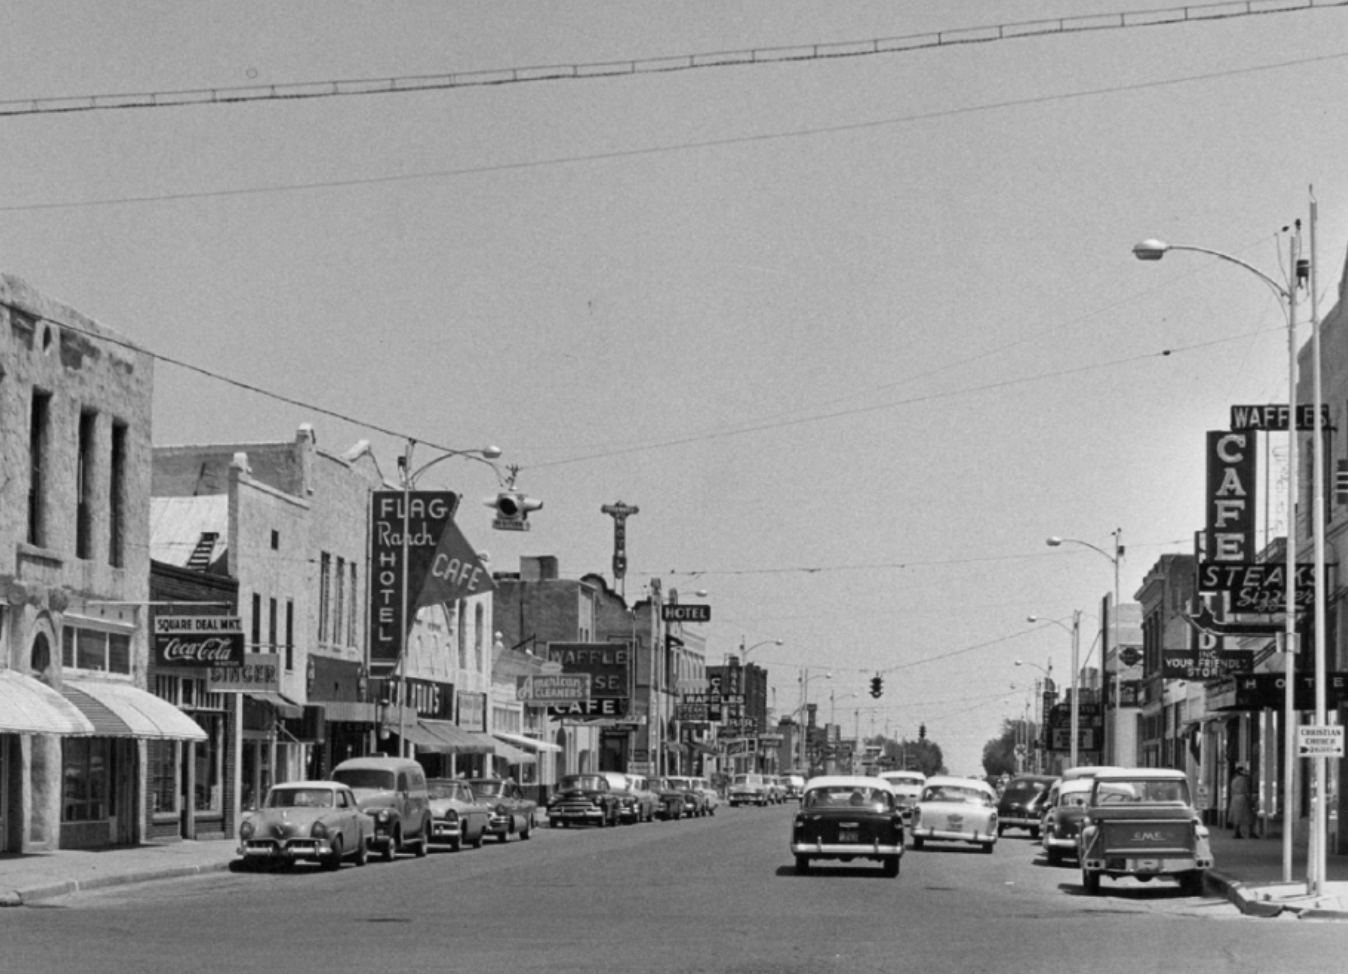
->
xmin=870 ymin=674 xmax=883 ymax=698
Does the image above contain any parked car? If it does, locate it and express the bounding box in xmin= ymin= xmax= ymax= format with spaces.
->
xmin=650 ymin=776 xmax=693 ymax=820
xmin=621 ymin=774 xmax=660 ymax=823
xmin=667 ymin=776 xmax=711 ymax=816
xmin=728 ymin=773 xmax=770 ymax=807
xmin=548 ymin=773 xmax=623 ymax=827
xmin=331 ymin=756 xmax=432 ymax=860
xmin=467 ymin=777 xmax=537 ymax=842
xmin=791 ymin=775 xmax=903 ymax=877
xmin=237 ymin=781 xmax=372 ymax=870
xmin=691 ymin=776 xmax=720 ymax=814
xmin=909 ymin=776 xmax=1000 ymax=853
xmin=781 ymin=774 xmax=806 ymax=800
xmin=426 ymin=778 xmax=491 ymax=851
xmin=764 ymin=776 xmax=785 ymax=804
xmin=1078 ymin=768 xmax=1213 ymax=896
xmin=878 ymin=770 xmax=926 ymax=824
xmin=996 ymin=774 xmax=1057 ymax=838
xmin=1040 ymin=778 xmax=1093 ymax=865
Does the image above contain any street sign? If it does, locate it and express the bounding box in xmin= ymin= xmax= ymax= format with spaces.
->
xmin=662 ymin=604 xmax=711 ymax=623
xmin=492 ymin=515 xmax=530 ymax=532
xmin=1297 ymin=725 xmax=1344 ymax=758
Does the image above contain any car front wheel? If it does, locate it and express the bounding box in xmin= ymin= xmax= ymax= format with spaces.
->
xmin=322 ymin=837 xmax=343 ymax=871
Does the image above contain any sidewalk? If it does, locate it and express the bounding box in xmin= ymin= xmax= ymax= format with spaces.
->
xmin=0 ymin=837 xmax=236 ymax=907
xmin=1204 ymin=827 xmax=1348 ymax=920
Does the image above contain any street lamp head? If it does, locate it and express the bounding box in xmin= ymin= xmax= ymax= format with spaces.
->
xmin=1045 ymin=537 xmax=1063 ymax=547
xmin=480 ymin=445 xmax=503 ymax=459
xmin=1132 ymin=239 xmax=1169 ymax=261
xmin=1026 ymin=615 xmax=1040 ymax=623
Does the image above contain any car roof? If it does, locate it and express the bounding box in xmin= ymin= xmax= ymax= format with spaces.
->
xmin=923 ymin=775 xmax=998 ymax=795
xmin=332 ymin=756 xmax=419 ymax=770
xmin=1061 ymin=765 xmax=1125 ymax=780
xmin=1093 ymin=768 xmax=1187 ymax=781
xmin=271 ymin=780 xmax=344 ymax=790
xmin=1005 ymin=774 xmax=1057 ymax=784
xmin=1058 ymin=779 xmax=1095 ymax=793
xmin=803 ymin=775 xmax=891 ymax=791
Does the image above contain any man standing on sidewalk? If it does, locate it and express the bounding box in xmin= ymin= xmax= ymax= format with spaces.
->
xmin=1229 ymin=764 xmax=1255 ymax=838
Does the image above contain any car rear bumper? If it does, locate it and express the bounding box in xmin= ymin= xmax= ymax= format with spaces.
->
xmin=1043 ymin=833 xmax=1078 ymax=851
xmin=1083 ymin=854 xmax=1213 ymax=875
xmin=912 ymin=828 xmax=995 ymax=843
xmin=791 ymin=841 xmax=904 ymax=857
xmin=430 ymin=822 xmax=463 ymax=840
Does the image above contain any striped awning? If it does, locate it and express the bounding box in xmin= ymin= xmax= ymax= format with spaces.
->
xmin=62 ymin=679 xmax=207 ymax=741
xmin=244 ymin=691 xmax=303 ymax=719
xmin=0 ymin=669 xmax=96 ymax=735
xmin=494 ymin=730 xmax=562 ymax=754
xmin=489 ymin=737 xmax=536 ymax=765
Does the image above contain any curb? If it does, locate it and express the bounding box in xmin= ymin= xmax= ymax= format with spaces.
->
xmin=1206 ymin=869 xmax=1348 ymax=921
xmin=0 ymin=860 xmax=233 ymax=907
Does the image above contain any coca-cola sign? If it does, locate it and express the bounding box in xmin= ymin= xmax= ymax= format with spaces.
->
xmin=153 ymin=615 xmax=245 ymax=668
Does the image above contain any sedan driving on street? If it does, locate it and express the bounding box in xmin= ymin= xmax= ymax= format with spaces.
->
xmin=791 ymin=775 xmax=904 ymax=877
xmin=909 ymin=776 xmax=999 ymax=853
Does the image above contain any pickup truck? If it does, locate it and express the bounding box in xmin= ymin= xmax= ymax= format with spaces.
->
xmin=1077 ymin=768 xmax=1213 ymax=896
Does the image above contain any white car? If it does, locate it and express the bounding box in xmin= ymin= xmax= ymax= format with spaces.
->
xmin=878 ymin=770 xmax=926 ymax=823
xmin=909 ymin=775 xmax=999 ymax=854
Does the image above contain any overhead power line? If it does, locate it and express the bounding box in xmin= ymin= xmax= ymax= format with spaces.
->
xmin=0 ymin=1 xmax=1342 ymax=118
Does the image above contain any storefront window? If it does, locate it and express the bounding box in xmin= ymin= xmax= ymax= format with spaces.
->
xmin=62 ymin=738 xmax=110 ymax=822
xmin=148 ymin=739 xmax=178 ymax=816
xmin=193 ymin=712 xmax=224 ymax=812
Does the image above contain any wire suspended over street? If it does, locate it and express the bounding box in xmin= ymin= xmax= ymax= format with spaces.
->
xmin=0 ymin=0 xmax=1341 ymax=117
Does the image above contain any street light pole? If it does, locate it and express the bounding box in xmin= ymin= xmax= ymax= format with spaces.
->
xmin=1134 ymin=232 xmax=1307 ymax=887
xmin=396 ymin=439 xmax=502 ymax=759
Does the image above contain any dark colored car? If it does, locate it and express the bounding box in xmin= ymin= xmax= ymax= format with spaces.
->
xmin=1040 ymin=778 xmax=1093 ymax=865
xmin=996 ymin=774 xmax=1057 ymax=838
xmin=548 ymin=774 xmax=623 ymax=828
xmin=791 ymin=776 xmax=904 ymax=878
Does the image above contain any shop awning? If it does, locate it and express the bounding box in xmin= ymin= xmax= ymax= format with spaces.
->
xmin=488 ymin=737 xmax=535 ymax=764
xmin=63 ymin=679 xmax=207 ymax=741
xmin=493 ymin=730 xmax=562 ymax=753
xmin=0 ymin=669 xmax=96 ymax=735
xmin=412 ymin=720 xmax=496 ymax=754
xmin=244 ymin=691 xmax=303 ymax=719
xmin=396 ymin=720 xmax=456 ymax=753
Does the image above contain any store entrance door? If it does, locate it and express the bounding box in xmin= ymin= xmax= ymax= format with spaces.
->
xmin=0 ymin=736 xmax=10 ymax=853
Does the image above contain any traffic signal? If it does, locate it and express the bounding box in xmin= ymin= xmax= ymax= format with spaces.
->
xmin=485 ymin=490 xmax=543 ymax=522
xmin=869 ymin=675 xmax=883 ymax=698
xmin=918 ymin=723 xmax=927 ymax=742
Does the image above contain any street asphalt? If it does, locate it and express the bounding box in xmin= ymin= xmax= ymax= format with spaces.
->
xmin=2 ymin=822 xmax=1345 ymax=918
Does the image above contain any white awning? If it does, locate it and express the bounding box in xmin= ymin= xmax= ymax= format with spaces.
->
xmin=63 ymin=679 xmax=207 ymax=741
xmin=487 ymin=736 xmax=535 ymax=765
xmin=494 ymin=730 xmax=562 ymax=753
xmin=0 ymin=670 xmax=96 ymax=735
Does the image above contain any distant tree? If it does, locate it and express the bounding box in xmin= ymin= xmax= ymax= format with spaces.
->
xmin=982 ymin=718 xmax=1034 ymax=777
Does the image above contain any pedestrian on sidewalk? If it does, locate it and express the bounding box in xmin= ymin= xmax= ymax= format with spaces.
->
xmin=1229 ymin=764 xmax=1255 ymax=838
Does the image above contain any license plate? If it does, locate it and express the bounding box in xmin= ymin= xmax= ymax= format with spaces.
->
xmin=838 ymin=830 xmax=858 ymax=843
xmin=947 ymin=816 xmax=963 ymax=829
xmin=1133 ymin=858 xmax=1161 ymax=871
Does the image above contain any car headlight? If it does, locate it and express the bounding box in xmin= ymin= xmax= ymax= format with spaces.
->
xmin=310 ymin=821 xmax=329 ymax=839
xmin=239 ymin=820 xmax=255 ymax=840
xmin=377 ymin=809 xmax=393 ymax=822
xmin=442 ymin=809 xmax=459 ymax=823
xmin=496 ymin=804 xmax=508 ymax=817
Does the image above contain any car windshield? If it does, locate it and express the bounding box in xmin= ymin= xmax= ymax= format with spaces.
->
xmin=561 ymin=775 xmax=606 ymax=791
xmin=803 ymin=786 xmax=893 ymax=809
xmin=1093 ymin=779 xmax=1189 ymax=805
xmin=469 ymin=780 xmax=506 ymax=797
xmin=922 ymin=785 xmax=991 ymax=805
xmin=428 ymin=782 xmax=470 ymax=801
xmin=732 ymin=775 xmax=761 ymax=786
xmin=668 ymin=778 xmax=692 ymax=789
xmin=331 ymin=768 xmax=395 ymax=791
xmin=266 ymin=788 xmax=333 ymax=808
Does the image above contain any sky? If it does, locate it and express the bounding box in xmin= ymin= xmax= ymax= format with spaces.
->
xmin=3 ymin=1 xmax=1347 ymax=774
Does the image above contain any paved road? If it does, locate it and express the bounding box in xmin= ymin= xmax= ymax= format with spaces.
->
xmin=3 ymin=805 xmax=1344 ymax=974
